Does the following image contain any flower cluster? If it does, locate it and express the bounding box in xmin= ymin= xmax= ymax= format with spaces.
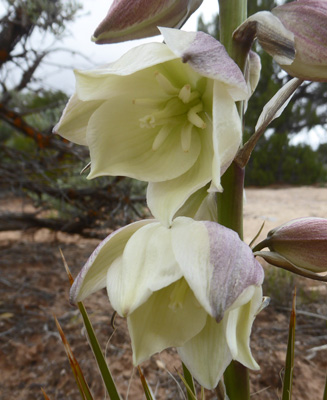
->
xmin=55 ymin=0 xmax=327 ymax=391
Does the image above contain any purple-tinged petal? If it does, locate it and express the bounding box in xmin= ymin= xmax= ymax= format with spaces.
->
xmin=160 ymin=28 xmax=248 ymax=101
xmin=233 ymin=11 xmax=295 ymax=66
xmin=70 ymin=220 xmax=153 ymax=304
xmin=171 ymin=217 xmax=264 ymax=322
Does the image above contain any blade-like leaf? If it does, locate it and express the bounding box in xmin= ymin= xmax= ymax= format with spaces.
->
xmin=177 ymin=370 xmax=198 ymax=400
xmin=323 ymin=373 xmax=327 ymax=400
xmin=182 ymin=362 xmax=196 ymax=400
xmin=138 ymin=366 xmax=155 ymax=400
xmin=41 ymin=388 xmax=52 ymax=400
xmin=77 ymin=302 xmax=121 ymax=400
xmin=54 ymin=316 xmax=94 ymax=400
xmin=282 ymin=289 xmax=296 ymax=400
xmin=60 ymin=249 xmax=121 ymax=400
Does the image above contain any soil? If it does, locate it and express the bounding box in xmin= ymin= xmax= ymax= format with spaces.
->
xmin=0 ymin=186 xmax=326 ymax=400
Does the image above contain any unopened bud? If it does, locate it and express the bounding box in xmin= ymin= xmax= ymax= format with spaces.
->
xmin=92 ymin=0 xmax=203 ymax=44
xmin=254 ymin=217 xmax=327 ymax=274
xmin=234 ymin=1 xmax=327 ymax=82
xmin=272 ymin=0 xmax=327 ymax=82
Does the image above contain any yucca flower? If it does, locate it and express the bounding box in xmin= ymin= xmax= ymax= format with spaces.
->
xmin=70 ymin=216 xmax=264 ymax=389
xmin=54 ymin=28 xmax=248 ymax=225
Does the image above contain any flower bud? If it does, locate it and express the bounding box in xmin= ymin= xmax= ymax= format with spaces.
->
xmin=272 ymin=0 xmax=327 ymax=82
xmin=254 ymin=217 xmax=327 ymax=274
xmin=233 ymin=1 xmax=327 ymax=82
xmin=92 ymin=0 xmax=203 ymax=44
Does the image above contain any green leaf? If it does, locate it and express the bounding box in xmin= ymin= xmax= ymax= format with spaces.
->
xmin=177 ymin=371 xmax=198 ymax=400
xmin=282 ymin=289 xmax=296 ymax=400
xmin=77 ymin=302 xmax=121 ymax=400
xmin=41 ymin=388 xmax=52 ymax=400
xmin=182 ymin=362 xmax=196 ymax=400
xmin=323 ymin=373 xmax=327 ymax=400
xmin=61 ymin=250 xmax=121 ymax=400
xmin=54 ymin=316 xmax=94 ymax=400
xmin=138 ymin=367 xmax=155 ymax=400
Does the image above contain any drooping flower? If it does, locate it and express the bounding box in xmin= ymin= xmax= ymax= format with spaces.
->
xmin=234 ymin=1 xmax=327 ymax=82
xmin=70 ymin=216 xmax=264 ymax=389
xmin=54 ymin=28 xmax=248 ymax=225
xmin=92 ymin=0 xmax=203 ymax=44
xmin=254 ymin=217 xmax=327 ymax=277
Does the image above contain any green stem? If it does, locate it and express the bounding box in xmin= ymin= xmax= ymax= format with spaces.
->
xmin=218 ymin=0 xmax=250 ymax=399
xmin=219 ymin=0 xmax=248 ymax=71
xmin=217 ymin=163 xmax=244 ymax=239
xmin=223 ymin=361 xmax=250 ymax=400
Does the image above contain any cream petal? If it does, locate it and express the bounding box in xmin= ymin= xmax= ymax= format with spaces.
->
xmin=177 ymin=315 xmax=232 ymax=389
xmin=70 ymin=220 xmax=152 ymax=304
xmin=106 ymin=222 xmax=182 ymax=316
xmin=147 ymin=124 xmax=212 ymax=226
xmin=76 ymin=43 xmax=177 ymax=98
xmin=53 ymin=93 xmax=103 ymax=145
xmin=86 ymin=97 xmax=201 ymax=182
xmin=224 ymin=286 xmax=262 ymax=370
xmin=210 ymin=82 xmax=242 ymax=192
xmin=173 ymin=185 xmax=217 ymax=222
xmin=171 ymin=217 xmax=212 ymax=315
xmin=75 ymin=57 xmax=200 ymax=102
xmin=128 ymin=280 xmax=207 ymax=365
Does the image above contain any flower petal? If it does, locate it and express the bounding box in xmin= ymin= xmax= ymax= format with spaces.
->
xmin=53 ymin=94 xmax=103 ymax=145
xmin=76 ymin=44 xmax=177 ymax=99
xmin=210 ymin=82 xmax=242 ymax=192
xmin=233 ymin=11 xmax=295 ymax=66
xmin=147 ymin=124 xmax=212 ymax=226
xmin=106 ymin=222 xmax=182 ymax=316
xmin=86 ymin=96 xmax=201 ymax=182
xmin=128 ymin=280 xmax=207 ymax=365
xmin=70 ymin=220 xmax=152 ymax=304
xmin=177 ymin=315 xmax=232 ymax=389
xmin=224 ymin=286 xmax=262 ymax=369
xmin=174 ymin=185 xmax=217 ymax=222
xmin=160 ymin=28 xmax=248 ymax=101
xmin=171 ymin=218 xmax=264 ymax=321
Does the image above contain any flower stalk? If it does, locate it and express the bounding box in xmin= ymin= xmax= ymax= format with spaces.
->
xmin=218 ymin=0 xmax=250 ymax=398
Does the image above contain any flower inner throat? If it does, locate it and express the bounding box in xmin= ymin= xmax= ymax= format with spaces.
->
xmin=133 ymin=71 xmax=206 ymax=152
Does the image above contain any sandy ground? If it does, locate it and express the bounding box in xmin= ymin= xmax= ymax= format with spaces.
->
xmin=0 ymin=186 xmax=326 ymax=400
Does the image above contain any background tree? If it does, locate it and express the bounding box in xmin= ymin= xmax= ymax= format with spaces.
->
xmin=198 ymin=0 xmax=327 ymax=186
xmin=0 ymin=0 xmax=146 ymax=238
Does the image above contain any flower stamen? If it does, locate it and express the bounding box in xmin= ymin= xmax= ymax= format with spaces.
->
xmin=187 ymin=104 xmax=206 ymax=129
